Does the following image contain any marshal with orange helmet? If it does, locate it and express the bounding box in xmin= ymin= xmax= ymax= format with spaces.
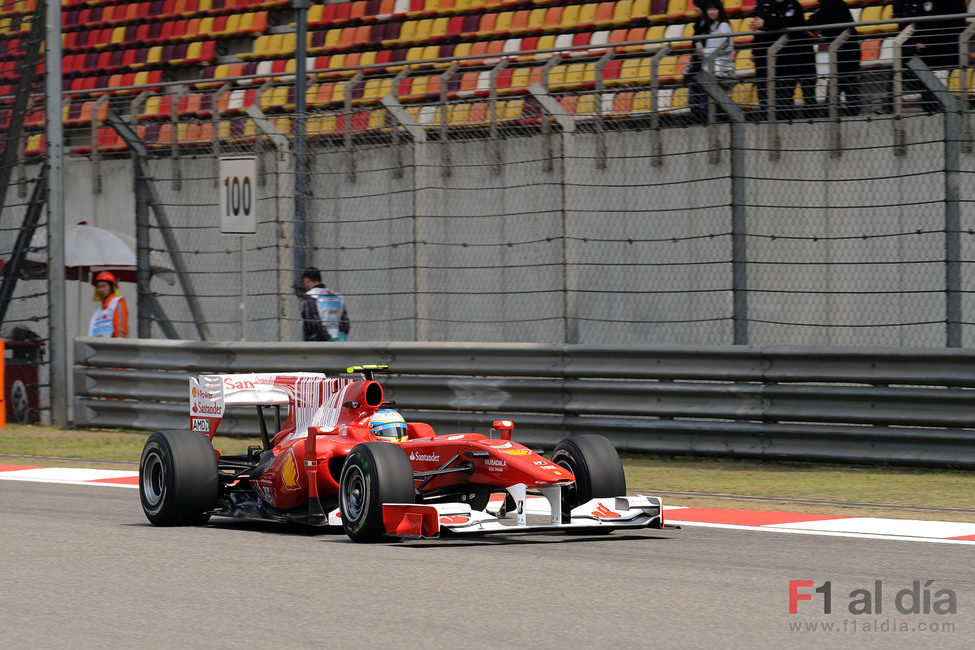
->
xmin=89 ymin=271 xmax=128 ymax=338
xmin=140 ymin=364 xmax=673 ymax=541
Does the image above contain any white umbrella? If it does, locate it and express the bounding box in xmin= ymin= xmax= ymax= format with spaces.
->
xmin=24 ymin=221 xmax=174 ymax=284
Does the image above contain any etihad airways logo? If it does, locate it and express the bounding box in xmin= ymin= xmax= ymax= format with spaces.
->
xmin=409 ymin=451 xmax=440 ymax=463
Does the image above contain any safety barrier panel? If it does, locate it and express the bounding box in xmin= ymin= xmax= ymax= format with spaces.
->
xmin=73 ymin=338 xmax=975 ymax=468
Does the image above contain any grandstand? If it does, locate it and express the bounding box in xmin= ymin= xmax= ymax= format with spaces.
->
xmin=3 ymin=0 xmax=971 ymax=153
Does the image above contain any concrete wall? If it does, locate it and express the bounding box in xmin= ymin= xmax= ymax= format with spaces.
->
xmin=4 ymin=112 xmax=971 ymax=347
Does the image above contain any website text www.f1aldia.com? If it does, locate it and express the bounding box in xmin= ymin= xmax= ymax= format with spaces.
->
xmin=788 ymin=619 xmax=956 ymax=634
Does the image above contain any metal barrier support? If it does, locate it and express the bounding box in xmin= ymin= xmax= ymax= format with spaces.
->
xmin=892 ymin=24 xmax=916 ymax=155
xmin=959 ymin=23 xmax=975 ymax=153
xmin=649 ymin=44 xmax=670 ymax=166
xmin=827 ymin=29 xmax=851 ymax=157
xmin=766 ymin=34 xmax=787 ymax=160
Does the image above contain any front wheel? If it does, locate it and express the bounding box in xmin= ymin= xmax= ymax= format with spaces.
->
xmin=139 ymin=430 xmax=218 ymax=526
xmin=551 ymin=434 xmax=626 ymax=518
xmin=339 ymin=443 xmax=415 ymax=542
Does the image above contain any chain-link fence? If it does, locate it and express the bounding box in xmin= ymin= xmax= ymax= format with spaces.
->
xmin=4 ymin=10 xmax=975 ymax=363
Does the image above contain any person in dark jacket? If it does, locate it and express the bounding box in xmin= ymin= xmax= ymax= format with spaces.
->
xmin=807 ymin=0 xmax=862 ymax=115
xmin=889 ymin=0 xmax=967 ymax=111
xmin=299 ymin=267 xmax=350 ymax=342
xmin=893 ymin=0 xmax=967 ymax=69
xmin=750 ymin=0 xmax=820 ymax=119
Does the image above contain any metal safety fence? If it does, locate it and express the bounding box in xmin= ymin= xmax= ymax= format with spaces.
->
xmin=74 ymin=337 xmax=975 ymax=468
xmin=5 ymin=8 xmax=975 ymax=423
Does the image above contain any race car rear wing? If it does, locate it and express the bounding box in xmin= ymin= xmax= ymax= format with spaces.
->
xmin=188 ymin=371 xmax=383 ymax=441
xmin=189 ymin=373 xmax=325 ymax=438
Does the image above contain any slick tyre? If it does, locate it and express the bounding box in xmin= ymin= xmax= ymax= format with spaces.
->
xmin=552 ymin=434 xmax=626 ymax=519
xmin=139 ymin=430 xmax=218 ymax=526
xmin=339 ymin=443 xmax=415 ymax=543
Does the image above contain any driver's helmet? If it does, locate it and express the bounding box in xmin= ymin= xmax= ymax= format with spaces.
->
xmin=369 ymin=409 xmax=408 ymax=443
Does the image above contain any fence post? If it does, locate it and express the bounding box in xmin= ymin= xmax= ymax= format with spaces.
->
xmin=650 ymin=44 xmax=670 ymax=166
xmin=766 ymin=35 xmax=786 ymax=161
xmin=387 ymin=68 xmax=411 ymax=178
xmin=699 ymin=71 xmax=748 ymax=344
xmin=593 ymin=48 xmax=615 ymax=170
xmin=905 ymin=57 xmax=962 ymax=347
xmin=528 ymin=82 xmax=576 ymax=342
xmin=439 ymin=63 xmax=459 ymax=178
xmin=344 ymin=70 xmax=363 ymax=183
xmin=539 ymin=54 xmax=563 ymax=174
xmin=892 ymin=25 xmax=916 ymax=156
xmin=245 ymin=103 xmax=292 ymax=340
xmin=827 ymin=29 xmax=850 ymax=158
xmin=958 ymin=23 xmax=975 ymax=154
xmin=488 ymin=58 xmax=509 ymax=174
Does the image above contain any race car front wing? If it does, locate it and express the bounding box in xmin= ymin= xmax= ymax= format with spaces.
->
xmin=367 ymin=483 xmax=676 ymax=539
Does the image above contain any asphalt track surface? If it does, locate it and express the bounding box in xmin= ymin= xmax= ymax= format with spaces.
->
xmin=2 ymin=482 xmax=971 ymax=649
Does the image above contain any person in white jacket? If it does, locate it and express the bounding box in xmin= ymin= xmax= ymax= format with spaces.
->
xmin=689 ymin=0 xmax=736 ymax=124
xmin=700 ymin=1 xmax=735 ymax=80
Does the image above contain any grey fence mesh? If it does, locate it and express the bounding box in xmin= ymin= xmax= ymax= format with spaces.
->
xmin=3 ymin=12 xmax=975 ymax=361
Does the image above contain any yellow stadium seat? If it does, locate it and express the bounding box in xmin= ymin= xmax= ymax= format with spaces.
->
xmin=412 ymin=18 xmax=434 ymax=44
xmin=576 ymin=93 xmax=598 ymax=117
xmin=499 ymin=98 xmax=524 ymax=122
xmin=948 ymin=68 xmax=975 ymax=96
xmin=558 ymin=5 xmax=581 ymax=31
xmin=527 ymin=8 xmax=547 ymax=32
xmin=731 ymin=82 xmax=758 ymax=108
xmin=308 ymin=4 xmax=324 ymax=24
xmin=450 ymin=41 xmax=473 ymax=66
xmin=534 ymin=34 xmax=557 ymax=59
xmin=398 ymin=20 xmax=419 ymax=44
xmin=609 ymin=0 xmax=633 ymax=26
xmin=632 ymin=89 xmax=653 ymax=114
xmin=561 ymin=62 xmax=587 ymax=90
xmin=447 ymin=102 xmax=471 ymax=126
xmin=857 ymin=5 xmax=897 ymax=34
xmin=735 ymin=49 xmax=754 ymax=78
xmin=429 ymin=16 xmax=449 ymax=39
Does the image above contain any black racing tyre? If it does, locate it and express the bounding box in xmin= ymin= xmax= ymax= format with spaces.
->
xmin=552 ymin=434 xmax=626 ymax=518
xmin=139 ymin=430 xmax=218 ymax=526
xmin=339 ymin=443 xmax=415 ymax=542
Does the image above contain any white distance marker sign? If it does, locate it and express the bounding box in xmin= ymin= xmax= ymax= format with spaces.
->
xmin=219 ymin=155 xmax=257 ymax=235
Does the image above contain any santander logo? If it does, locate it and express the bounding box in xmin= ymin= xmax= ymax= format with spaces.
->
xmin=409 ymin=451 xmax=440 ymax=463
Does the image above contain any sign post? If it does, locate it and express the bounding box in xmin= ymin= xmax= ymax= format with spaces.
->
xmin=219 ymin=156 xmax=258 ymax=340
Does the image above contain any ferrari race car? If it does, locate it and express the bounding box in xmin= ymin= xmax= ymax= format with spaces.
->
xmin=139 ymin=365 xmax=671 ymax=541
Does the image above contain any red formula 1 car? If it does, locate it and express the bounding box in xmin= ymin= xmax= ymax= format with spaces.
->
xmin=139 ymin=365 xmax=669 ymax=541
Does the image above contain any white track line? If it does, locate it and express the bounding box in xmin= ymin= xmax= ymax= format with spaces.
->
xmin=2 ymin=466 xmax=972 ymax=543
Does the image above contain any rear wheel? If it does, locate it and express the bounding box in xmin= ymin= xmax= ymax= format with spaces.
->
xmin=552 ymin=434 xmax=626 ymax=519
xmin=339 ymin=443 xmax=415 ymax=542
xmin=139 ymin=430 xmax=218 ymax=526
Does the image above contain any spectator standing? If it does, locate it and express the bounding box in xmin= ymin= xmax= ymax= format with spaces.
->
xmin=689 ymin=0 xmax=736 ymax=124
xmin=299 ymin=267 xmax=349 ymax=342
xmin=750 ymin=0 xmax=820 ymax=119
xmin=807 ymin=0 xmax=862 ymax=115
xmin=891 ymin=0 xmax=966 ymax=111
xmin=89 ymin=271 xmax=128 ymax=338
xmin=893 ymin=0 xmax=966 ymax=68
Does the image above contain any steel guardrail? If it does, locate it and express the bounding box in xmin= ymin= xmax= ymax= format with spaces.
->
xmin=73 ymin=338 xmax=975 ymax=467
